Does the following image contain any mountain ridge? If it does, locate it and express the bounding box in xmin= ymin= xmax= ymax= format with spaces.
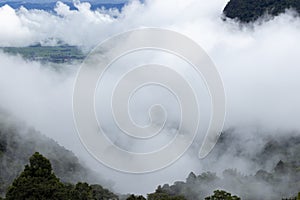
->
xmin=223 ymin=0 xmax=300 ymax=22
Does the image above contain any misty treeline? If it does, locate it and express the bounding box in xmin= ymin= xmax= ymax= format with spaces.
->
xmin=127 ymin=129 xmax=300 ymax=199
xmin=1 ymin=110 xmax=300 ymax=200
xmin=223 ymin=0 xmax=300 ymax=22
xmin=1 ymin=152 xmax=299 ymax=200
xmin=0 ymin=152 xmax=242 ymax=200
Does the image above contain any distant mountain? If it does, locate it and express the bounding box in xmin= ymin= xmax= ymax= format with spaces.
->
xmin=0 ymin=0 xmax=127 ymax=11
xmin=223 ymin=0 xmax=300 ymax=22
xmin=1 ymin=0 xmax=127 ymax=3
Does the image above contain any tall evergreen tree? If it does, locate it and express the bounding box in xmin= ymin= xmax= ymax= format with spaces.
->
xmin=5 ymin=152 xmax=67 ymax=200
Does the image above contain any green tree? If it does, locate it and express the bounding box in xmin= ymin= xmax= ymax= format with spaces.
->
xmin=71 ymin=182 xmax=93 ymax=200
xmin=5 ymin=152 xmax=67 ymax=200
xmin=148 ymin=192 xmax=186 ymax=200
xmin=4 ymin=152 xmax=118 ymax=200
xmin=126 ymin=194 xmax=146 ymax=200
xmin=90 ymin=184 xmax=118 ymax=200
xmin=205 ymin=190 xmax=241 ymax=200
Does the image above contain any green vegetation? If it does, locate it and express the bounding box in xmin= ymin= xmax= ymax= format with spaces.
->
xmin=223 ymin=0 xmax=300 ymax=22
xmin=1 ymin=151 xmax=300 ymax=200
xmin=147 ymin=193 xmax=186 ymax=200
xmin=2 ymin=152 xmax=189 ymax=200
xmin=5 ymin=152 xmax=66 ymax=200
xmin=4 ymin=152 xmax=118 ymax=200
xmin=205 ymin=190 xmax=240 ymax=200
xmin=125 ymin=187 xmax=187 ymax=200
xmin=147 ymin=186 xmax=187 ymax=200
xmin=0 ymin=44 xmax=85 ymax=63
xmin=126 ymin=194 xmax=147 ymax=200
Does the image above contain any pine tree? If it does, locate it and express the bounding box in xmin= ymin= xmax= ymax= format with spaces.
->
xmin=5 ymin=152 xmax=66 ymax=200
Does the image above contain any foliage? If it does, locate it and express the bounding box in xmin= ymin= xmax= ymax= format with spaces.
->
xmin=4 ymin=152 xmax=118 ymax=200
xmin=223 ymin=0 xmax=300 ymax=22
xmin=147 ymin=186 xmax=187 ymax=200
xmin=5 ymin=152 xmax=66 ymax=200
xmin=126 ymin=194 xmax=146 ymax=200
xmin=147 ymin=192 xmax=186 ymax=200
xmin=91 ymin=184 xmax=118 ymax=200
xmin=205 ymin=190 xmax=241 ymax=200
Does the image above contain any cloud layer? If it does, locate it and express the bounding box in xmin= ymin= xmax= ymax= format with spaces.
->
xmin=0 ymin=0 xmax=300 ymax=195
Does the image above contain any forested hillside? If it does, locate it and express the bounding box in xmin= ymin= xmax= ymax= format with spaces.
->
xmin=159 ymin=130 xmax=300 ymax=200
xmin=0 ymin=110 xmax=108 ymax=196
xmin=223 ymin=0 xmax=300 ymax=22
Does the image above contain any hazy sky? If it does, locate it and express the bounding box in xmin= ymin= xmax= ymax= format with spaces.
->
xmin=2 ymin=0 xmax=129 ymax=3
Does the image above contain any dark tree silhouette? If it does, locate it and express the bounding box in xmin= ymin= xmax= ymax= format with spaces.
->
xmin=5 ymin=152 xmax=66 ymax=200
xmin=205 ymin=190 xmax=241 ymax=200
xmin=223 ymin=0 xmax=300 ymax=22
xmin=5 ymin=152 xmax=118 ymax=200
xmin=126 ymin=194 xmax=146 ymax=200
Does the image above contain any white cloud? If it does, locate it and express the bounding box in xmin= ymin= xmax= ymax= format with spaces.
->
xmin=0 ymin=0 xmax=300 ymax=195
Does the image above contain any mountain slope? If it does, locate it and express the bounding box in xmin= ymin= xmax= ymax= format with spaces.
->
xmin=0 ymin=110 xmax=107 ymax=196
xmin=150 ymin=130 xmax=300 ymax=200
xmin=223 ymin=0 xmax=300 ymax=22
